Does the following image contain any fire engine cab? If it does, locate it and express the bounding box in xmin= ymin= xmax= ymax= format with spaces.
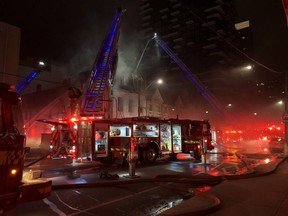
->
xmin=0 ymin=83 xmax=51 ymax=213
xmin=91 ymin=117 xmax=213 ymax=164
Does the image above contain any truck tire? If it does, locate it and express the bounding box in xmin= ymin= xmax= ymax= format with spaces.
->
xmin=143 ymin=146 xmax=158 ymax=164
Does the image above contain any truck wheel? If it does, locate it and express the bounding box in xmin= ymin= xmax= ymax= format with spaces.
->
xmin=143 ymin=146 xmax=158 ymax=164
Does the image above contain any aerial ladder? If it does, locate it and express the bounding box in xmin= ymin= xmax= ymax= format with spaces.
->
xmin=152 ymin=34 xmax=225 ymax=115
xmin=16 ymin=61 xmax=45 ymax=93
xmin=82 ymin=8 xmax=122 ymax=116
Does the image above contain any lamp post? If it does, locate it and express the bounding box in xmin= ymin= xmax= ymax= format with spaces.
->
xmin=138 ymin=78 xmax=163 ymax=117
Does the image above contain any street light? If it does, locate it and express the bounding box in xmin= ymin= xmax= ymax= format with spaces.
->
xmin=138 ymin=78 xmax=163 ymax=117
xmin=245 ymin=65 xmax=252 ymax=70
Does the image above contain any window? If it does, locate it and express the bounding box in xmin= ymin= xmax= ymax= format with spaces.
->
xmin=157 ymin=104 xmax=161 ymax=112
xmin=128 ymin=99 xmax=133 ymax=113
xmin=118 ymin=97 xmax=123 ymax=112
xmin=149 ymin=104 xmax=152 ymax=111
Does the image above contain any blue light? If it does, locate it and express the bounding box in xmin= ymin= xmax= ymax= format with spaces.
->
xmin=17 ymin=70 xmax=41 ymax=93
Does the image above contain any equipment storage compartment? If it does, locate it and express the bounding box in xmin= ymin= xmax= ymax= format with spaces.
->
xmin=110 ymin=125 xmax=131 ymax=137
xmin=95 ymin=130 xmax=108 ymax=153
xmin=172 ymin=124 xmax=182 ymax=152
xmin=133 ymin=123 xmax=158 ymax=137
xmin=160 ymin=123 xmax=172 ymax=152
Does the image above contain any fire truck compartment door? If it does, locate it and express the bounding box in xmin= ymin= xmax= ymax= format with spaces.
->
xmin=172 ymin=124 xmax=182 ymax=152
xmin=94 ymin=123 xmax=109 ymax=157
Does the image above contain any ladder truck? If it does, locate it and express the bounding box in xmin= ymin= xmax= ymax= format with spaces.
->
xmin=38 ymin=9 xmax=215 ymax=164
xmin=38 ymin=8 xmax=123 ymax=160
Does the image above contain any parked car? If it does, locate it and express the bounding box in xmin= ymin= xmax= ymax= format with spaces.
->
xmin=268 ymin=137 xmax=285 ymax=153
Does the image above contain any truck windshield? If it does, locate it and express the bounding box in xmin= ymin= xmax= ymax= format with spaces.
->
xmin=12 ymin=101 xmax=25 ymax=136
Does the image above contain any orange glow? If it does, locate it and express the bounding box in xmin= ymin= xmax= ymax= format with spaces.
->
xmin=70 ymin=117 xmax=78 ymax=122
xmin=11 ymin=169 xmax=17 ymax=175
xmin=225 ymin=130 xmax=242 ymax=134
xmin=264 ymin=158 xmax=270 ymax=164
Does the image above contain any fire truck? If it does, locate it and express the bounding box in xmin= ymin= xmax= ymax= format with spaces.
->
xmin=0 ymin=83 xmax=51 ymax=213
xmin=36 ymin=8 xmax=216 ymax=164
xmin=222 ymin=130 xmax=244 ymax=144
xmin=90 ymin=117 xmax=213 ymax=164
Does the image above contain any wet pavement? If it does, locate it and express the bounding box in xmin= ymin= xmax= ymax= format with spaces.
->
xmin=159 ymin=153 xmax=288 ymax=216
xmin=22 ymin=145 xmax=288 ymax=216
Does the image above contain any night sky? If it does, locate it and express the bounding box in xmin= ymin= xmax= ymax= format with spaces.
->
xmin=235 ymin=0 xmax=288 ymax=73
xmin=0 ymin=0 xmax=287 ymax=73
xmin=0 ymin=0 xmax=139 ymax=62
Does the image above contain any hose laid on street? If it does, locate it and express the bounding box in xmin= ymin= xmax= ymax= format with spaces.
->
xmin=52 ymin=173 xmax=224 ymax=190
xmin=24 ymin=152 xmax=51 ymax=168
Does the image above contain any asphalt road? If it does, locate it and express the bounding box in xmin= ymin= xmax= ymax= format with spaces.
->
xmin=3 ymin=139 xmax=274 ymax=216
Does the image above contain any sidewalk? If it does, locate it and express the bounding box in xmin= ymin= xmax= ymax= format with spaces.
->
xmin=159 ymin=155 xmax=288 ymax=216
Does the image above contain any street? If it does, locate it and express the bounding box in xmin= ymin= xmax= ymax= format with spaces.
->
xmin=3 ymin=139 xmax=277 ymax=216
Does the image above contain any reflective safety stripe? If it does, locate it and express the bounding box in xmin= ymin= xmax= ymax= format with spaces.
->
xmin=110 ymin=147 xmax=128 ymax=152
xmin=0 ymin=150 xmax=23 ymax=165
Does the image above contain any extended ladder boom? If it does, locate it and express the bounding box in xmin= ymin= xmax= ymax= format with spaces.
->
xmin=17 ymin=61 xmax=45 ymax=93
xmin=17 ymin=70 xmax=40 ymax=93
xmin=82 ymin=8 xmax=122 ymax=114
xmin=153 ymin=35 xmax=225 ymax=114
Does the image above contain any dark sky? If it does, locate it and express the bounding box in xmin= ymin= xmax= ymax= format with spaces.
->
xmin=235 ymin=0 xmax=288 ymax=73
xmin=0 ymin=0 xmax=287 ymax=72
xmin=0 ymin=0 xmax=140 ymax=66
